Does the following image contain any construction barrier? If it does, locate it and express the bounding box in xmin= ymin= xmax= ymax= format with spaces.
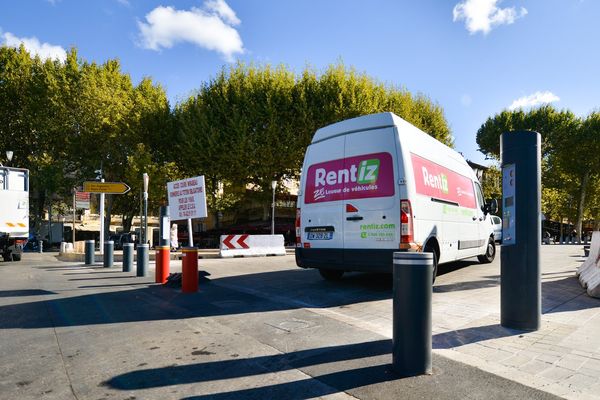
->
xmin=155 ymin=246 xmax=170 ymax=284
xmin=577 ymin=231 xmax=600 ymax=298
xmin=182 ymin=247 xmax=198 ymax=293
xmin=219 ymin=234 xmax=286 ymax=258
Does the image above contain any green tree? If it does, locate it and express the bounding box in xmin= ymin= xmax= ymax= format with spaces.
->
xmin=175 ymin=62 xmax=452 ymax=224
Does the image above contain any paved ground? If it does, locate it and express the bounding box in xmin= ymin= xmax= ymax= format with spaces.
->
xmin=0 ymin=245 xmax=595 ymax=399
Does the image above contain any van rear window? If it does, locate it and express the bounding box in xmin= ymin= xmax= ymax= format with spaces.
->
xmin=411 ymin=153 xmax=476 ymax=209
xmin=304 ymin=152 xmax=394 ymax=204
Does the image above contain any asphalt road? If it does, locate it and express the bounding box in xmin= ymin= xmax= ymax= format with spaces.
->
xmin=0 ymin=251 xmax=565 ymax=400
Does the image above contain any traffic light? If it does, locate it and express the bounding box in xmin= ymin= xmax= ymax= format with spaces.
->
xmin=95 ymin=169 xmax=103 ymax=181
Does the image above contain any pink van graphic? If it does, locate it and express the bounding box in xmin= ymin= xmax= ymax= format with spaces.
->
xmin=305 ymin=152 xmax=394 ymax=204
xmin=411 ymin=153 xmax=476 ymax=209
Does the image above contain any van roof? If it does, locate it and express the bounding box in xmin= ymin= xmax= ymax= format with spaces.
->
xmin=312 ymin=112 xmax=399 ymax=143
xmin=311 ymin=112 xmax=470 ymax=176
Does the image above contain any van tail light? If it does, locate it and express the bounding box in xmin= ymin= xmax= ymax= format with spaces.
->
xmin=400 ymin=199 xmax=414 ymax=246
xmin=14 ymin=239 xmax=26 ymax=246
xmin=295 ymin=208 xmax=302 ymax=247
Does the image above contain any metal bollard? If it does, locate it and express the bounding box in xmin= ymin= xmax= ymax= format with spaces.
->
xmin=85 ymin=240 xmax=95 ymax=265
xmin=136 ymin=244 xmax=149 ymax=277
xmin=392 ymin=252 xmax=433 ymax=377
xmin=122 ymin=243 xmax=134 ymax=272
xmin=155 ymin=245 xmax=170 ymax=284
xmin=182 ymin=247 xmax=198 ymax=293
xmin=39 ymin=240 xmax=44 ymax=254
xmin=103 ymin=241 xmax=114 ymax=268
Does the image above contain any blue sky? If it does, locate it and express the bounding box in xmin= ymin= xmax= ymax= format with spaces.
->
xmin=1 ymin=0 xmax=599 ymax=165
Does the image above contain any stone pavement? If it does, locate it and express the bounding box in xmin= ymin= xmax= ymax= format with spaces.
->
xmin=198 ymin=245 xmax=600 ymax=400
xmin=0 ymin=250 xmax=570 ymax=399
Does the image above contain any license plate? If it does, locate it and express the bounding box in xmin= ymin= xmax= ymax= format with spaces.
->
xmin=307 ymin=232 xmax=333 ymax=240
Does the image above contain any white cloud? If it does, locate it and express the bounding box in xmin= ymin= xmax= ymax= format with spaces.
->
xmin=137 ymin=0 xmax=244 ymax=61
xmin=2 ymin=32 xmax=66 ymax=62
xmin=453 ymin=0 xmax=527 ymax=35
xmin=508 ymin=91 xmax=560 ymax=111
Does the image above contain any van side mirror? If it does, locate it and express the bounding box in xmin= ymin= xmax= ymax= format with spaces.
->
xmin=483 ymin=198 xmax=498 ymax=215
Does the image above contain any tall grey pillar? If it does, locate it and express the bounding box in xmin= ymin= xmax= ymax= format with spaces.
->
xmin=85 ymin=240 xmax=95 ymax=265
xmin=392 ymin=252 xmax=433 ymax=376
xmin=500 ymin=131 xmax=541 ymax=331
xmin=136 ymin=244 xmax=149 ymax=277
xmin=122 ymin=243 xmax=134 ymax=272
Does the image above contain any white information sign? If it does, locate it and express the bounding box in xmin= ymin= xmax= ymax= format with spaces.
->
xmin=167 ymin=176 xmax=208 ymax=221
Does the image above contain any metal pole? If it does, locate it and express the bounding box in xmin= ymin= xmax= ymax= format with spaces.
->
xmin=139 ymin=189 xmax=143 ymax=244
xmin=136 ymin=244 xmax=149 ymax=277
xmin=392 ymin=252 xmax=433 ymax=376
xmin=143 ymin=192 xmax=148 ymax=245
xmin=122 ymin=243 xmax=134 ymax=272
xmin=187 ymin=218 xmax=194 ymax=247
xmin=99 ymin=178 xmax=105 ymax=255
xmin=72 ymin=188 xmax=76 ymax=244
xmin=103 ymin=240 xmax=114 ymax=268
xmin=271 ymin=185 xmax=276 ymax=235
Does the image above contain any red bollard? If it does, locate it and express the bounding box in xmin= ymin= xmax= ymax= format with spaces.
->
xmin=182 ymin=247 xmax=198 ymax=293
xmin=155 ymin=246 xmax=170 ymax=284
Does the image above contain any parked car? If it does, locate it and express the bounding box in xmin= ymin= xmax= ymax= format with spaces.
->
xmin=490 ymin=215 xmax=502 ymax=243
xmin=109 ymin=232 xmax=136 ymax=250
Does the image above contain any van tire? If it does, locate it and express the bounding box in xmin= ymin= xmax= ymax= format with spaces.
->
xmin=3 ymin=252 xmax=11 ymax=262
xmin=423 ymin=243 xmax=439 ymax=283
xmin=478 ymin=238 xmax=496 ymax=264
xmin=12 ymin=253 xmax=21 ymax=262
xmin=319 ymin=269 xmax=344 ymax=281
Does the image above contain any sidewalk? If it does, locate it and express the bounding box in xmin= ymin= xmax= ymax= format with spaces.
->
xmin=0 ymin=252 xmax=563 ymax=399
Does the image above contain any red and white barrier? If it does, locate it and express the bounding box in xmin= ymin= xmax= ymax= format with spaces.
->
xmin=577 ymin=231 xmax=600 ymax=298
xmin=219 ymin=234 xmax=286 ymax=258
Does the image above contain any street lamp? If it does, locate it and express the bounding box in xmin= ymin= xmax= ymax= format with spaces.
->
xmin=143 ymin=173 xmax=149 ymax=245
xmin=271 ymin=180 xmax=277 ymax=235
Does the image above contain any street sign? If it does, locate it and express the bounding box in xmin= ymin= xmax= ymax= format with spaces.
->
xmin=167 ymin=176 xmax=208 ymax=221
xmin=75 ymin=191 xmax=90 ymax=209
xmin=83 ymin=181 xmax=130 ymax=194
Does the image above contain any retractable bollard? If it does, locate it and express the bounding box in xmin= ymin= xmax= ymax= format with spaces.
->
xmin=155 ymin=245 xmax=170 ymax=284
xmin=182 ymin=247 xmax=198 ymax=293
xmin=136 ymin=244 xmax=149 ymax=277
xmin=103 ymin=241 xmax=114 ymax=268
xmin=122 ymin=243 xmax=134 ymax=272
xmin=392 ymin=252 xmax=433 ymax=377
xmin=84 ymin=240 xmax=95 ymax=265
xmin=39 ymin=240 xmax=43 ymax=253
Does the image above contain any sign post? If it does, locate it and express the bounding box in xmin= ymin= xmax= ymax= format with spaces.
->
xmin=83 ymin=180 xmax=130 ymax=254
xmin=167 ymin=176 xmax=208 ymax=247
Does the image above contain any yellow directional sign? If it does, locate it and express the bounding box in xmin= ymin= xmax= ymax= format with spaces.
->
xmin=83 ymin=181 xmax=130 ymax=194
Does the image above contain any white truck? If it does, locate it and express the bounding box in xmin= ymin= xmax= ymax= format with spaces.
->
xmin=295 ymin=112 xmax=497 ymax=281
xmin=0 ymin=166 xmax=29 ymax=261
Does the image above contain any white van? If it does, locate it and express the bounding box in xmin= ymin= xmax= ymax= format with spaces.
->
xmin=295 ymin=112 xmax=497 ymax=281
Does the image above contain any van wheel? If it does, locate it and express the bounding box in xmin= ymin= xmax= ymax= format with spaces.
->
xmin=12 ymin=254 xmax=21 ymax=262
xmin=319 ymin=269 xmax=344 ymax=281
xmin=478 ymin=238 xmax=496 ymax=264
xmin=424 ymin=244 xmax=439 ymax=283
xmin=3 ymin=252 xmax=12 ymax=262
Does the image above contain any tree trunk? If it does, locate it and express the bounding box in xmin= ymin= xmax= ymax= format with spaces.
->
xmin=575 ymin=171 xmax=590 ymax=242
xmin=122 ymin=212 xmax=134 ymax=233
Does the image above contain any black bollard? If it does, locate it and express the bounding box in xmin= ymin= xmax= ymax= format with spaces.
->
xmin=85 ymin=240 xmax=95 ymax=265
xmin=122 ymin=243 xmax=134 ymax=272
xmin=392 ymin=252 xmax=433 ymax=376
xmin=136 ymin=244 xmax=149 ymax=277
xmin=103 ymin=241 xmax=114 ymax=268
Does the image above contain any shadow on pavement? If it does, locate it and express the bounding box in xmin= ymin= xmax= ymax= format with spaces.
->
xmin=106 ymin=339 xmax=392 ymax=390
xmin=0 ymin=289 xmax=57 ymax=297
xmin=433 ymin=324 xmax=519 ymax=349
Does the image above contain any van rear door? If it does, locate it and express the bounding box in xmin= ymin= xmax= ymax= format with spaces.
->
xmin=343 ymin=128 xmax=399 ymax=253
xmin=301 ymin=135 xmax=345 ymax=250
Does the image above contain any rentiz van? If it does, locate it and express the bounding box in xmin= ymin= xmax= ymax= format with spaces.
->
xmin=295 ymin=112 xmax=497 ymax=281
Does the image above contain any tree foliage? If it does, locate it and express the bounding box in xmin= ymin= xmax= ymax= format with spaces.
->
xmin=476 ymin=105 xmax=599 ymax=236
xmin=175 ymin=62 xmax=452 ymax=218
